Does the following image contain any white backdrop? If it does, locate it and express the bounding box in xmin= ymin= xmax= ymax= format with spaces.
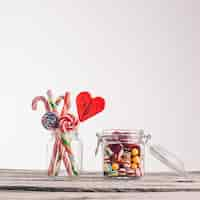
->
xmin=0 ymin=0 xmax=199 ymax=172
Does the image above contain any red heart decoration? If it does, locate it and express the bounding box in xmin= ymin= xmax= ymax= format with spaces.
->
xmin=76 ymin=92 xmax=105 ymax=122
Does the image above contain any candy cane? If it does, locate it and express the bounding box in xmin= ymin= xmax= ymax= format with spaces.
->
xmin=53 ymin=139 xmax=62 ymax=176
xmin=48 ymin=136 xmax=58 ymax=176
xmin=61 ymin=135 xmax=74 ymax=155
xmin=60 ymin=92 xmax=71 ymax=117
xmin=48 ymin=134 xmax=73 ymax=176
xmin=58 ymin=139 xmax=72 ymax=176
xmin=60 ymin=133 xmax=78 ymax=175
xmin=68 ymin=154 xmax=78 ymax=176
xmin=63 ymin=149 xmax=73 ymax=176
xmin=54 ymin=139 xmax=63 ymax=176
xmin=56 ymin=128 xmax=73 ymax=156
xmin=55 ymin=96 xmax=64 ymax=106
xmin=32 ymin=96 xmax=50 ymax=112
xmin=46 ymin=89 xmax=57 ymax=113
xmin=55 ymin=95 xmax=65 ymax=116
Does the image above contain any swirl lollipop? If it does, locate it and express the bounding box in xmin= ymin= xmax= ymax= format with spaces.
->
xmin=59 ymin=113 xmax=79 ymax=132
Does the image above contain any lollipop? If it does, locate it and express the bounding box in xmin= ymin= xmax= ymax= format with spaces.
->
xmin=41 ymin=112 xmax=59 ymax=130
xmin=59 ymin=113 xmax=79 ymax=132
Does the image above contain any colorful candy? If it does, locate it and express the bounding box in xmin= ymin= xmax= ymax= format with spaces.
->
xmin=109 ymin=170 xmax=118 ymax=177
xmin=104 ymin=155 xmax=111 ymax=164
xmin=118 ymin=168 xmax=126 ymax=176
xmin=104 ymin=163 xmax=112 ymax=173
xmin=131 ymin=163 xmax=138 ymax=170
xmin=132 ymin=156 xmax=140 ymax=164
xmin=123 ymin=161 xmax=131 ymax=168
xmin=131 ymin=148 xmax=139 ymax=156
xmin=112 ymin=163 xmax=119 ymax=171
xmin=102 ymin=131 xmax=143 ymax=178
xmin=109 ymin=144 xmax=122 ymax=154
xmin=127 ymin=169 xmax=136 ymax=176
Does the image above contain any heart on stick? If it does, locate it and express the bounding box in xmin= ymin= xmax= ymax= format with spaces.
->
xmin=76 ymin=92 xmax=105 ymax=122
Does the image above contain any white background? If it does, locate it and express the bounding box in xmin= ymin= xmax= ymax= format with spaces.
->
xmin=0 ymin=0 xmax=199 ymax=172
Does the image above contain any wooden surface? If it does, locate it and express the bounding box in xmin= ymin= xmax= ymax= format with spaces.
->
xmin=0 ymin=169 xmax=200 ymax=199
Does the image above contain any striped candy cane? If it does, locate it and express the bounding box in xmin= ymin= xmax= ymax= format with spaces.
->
xmin=63 ymin=150 xmax=73 ymax=176
xmin=48 ymin=136 xmax=58 ymax=176
xmin=58 ymin=139 xmax=73 ymax=176
xmin=55 ymin=95 xmax=64 ymax=106
xmin=32 ymin=96 xmax=50 ymax=112
xmin=60 ymin=92 xmax=71 ymax=117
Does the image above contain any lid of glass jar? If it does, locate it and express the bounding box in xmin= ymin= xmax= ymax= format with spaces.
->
xmin=149 ymin=144 xmax=187 ymax=177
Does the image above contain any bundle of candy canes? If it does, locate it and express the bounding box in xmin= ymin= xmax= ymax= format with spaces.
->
xmin=32 ymin=90 xmax=105 ymax=176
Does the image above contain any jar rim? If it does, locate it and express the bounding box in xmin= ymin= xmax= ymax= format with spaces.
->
xmin=99 ymin=129 xmax=145 ymax=139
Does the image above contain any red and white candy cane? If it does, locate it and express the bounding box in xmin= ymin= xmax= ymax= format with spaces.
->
xmin=54 ymin=139 xmax=62 ymax=176
xmin=62 ymin=150 xmax=73 ymax=176
xmin=58 ymin=139 xmax=73 ymax=176
xmin=59 ymin=113 xmax=79 ymax=132
xmin=60 ymin=92 xmax=71 ymax=117
xmin=55 ymin=95 xmax=64 ymax=106
xmin=48 ymin=129 xmax=74 ymax=176
xmin=48 ymin=135 xmax=59 ymax=176
xmin=32 ymin=96 xmax=50 ymax=112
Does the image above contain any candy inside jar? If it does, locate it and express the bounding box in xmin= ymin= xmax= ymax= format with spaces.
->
xmin=96 ymin=129 xmax=149 ymax=178
xmin=96 ymin=129 xmax=188 ymax=178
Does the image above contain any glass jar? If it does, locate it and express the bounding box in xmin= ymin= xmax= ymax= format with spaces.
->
xmin=46 ymin=129 xmax=83 ymax=176
xmin=96 ymin=129 xmax=187 ymax=178
xmin=96 ymin=129 xmax=150 ymax=178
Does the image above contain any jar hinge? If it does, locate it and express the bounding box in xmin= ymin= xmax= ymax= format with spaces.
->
xmin=95 ymin=133 xmax=102 ymax=156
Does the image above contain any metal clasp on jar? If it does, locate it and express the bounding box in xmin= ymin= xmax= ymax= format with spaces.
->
xmin=142 ymin=134 xmax=151 ymax=144
xmin=95 ymin=132 xmax=102 ymax=156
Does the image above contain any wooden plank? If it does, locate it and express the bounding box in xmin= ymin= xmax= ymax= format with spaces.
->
xmin=0 ymin=170 xmax=199 ymax=193
xmin=0 ymin=191 xmax=200 ymax=200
